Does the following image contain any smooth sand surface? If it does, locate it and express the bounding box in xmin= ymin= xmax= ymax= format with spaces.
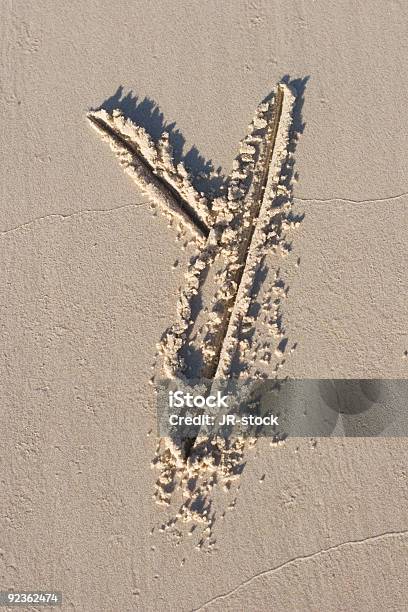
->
xmin=1 ymin=1 xmax=408 ymax=610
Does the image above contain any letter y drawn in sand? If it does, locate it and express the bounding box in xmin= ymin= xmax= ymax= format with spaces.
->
xmin=87 ymin=81 xmax=304 ymax=386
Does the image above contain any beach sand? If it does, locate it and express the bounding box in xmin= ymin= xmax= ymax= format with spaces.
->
xmin=1 ymin=1 xmax=407 ymax=609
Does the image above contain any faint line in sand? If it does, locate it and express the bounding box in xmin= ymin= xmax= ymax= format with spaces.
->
xmin=4 ymin=192 xmax=406 ymax=237
xmin=0 ymin=201 xmax=148 ymax=237
xmin=294 ymin=191 xmax=408 ymax=204
xmin=193 ymin=528 xmax=408 ymax=610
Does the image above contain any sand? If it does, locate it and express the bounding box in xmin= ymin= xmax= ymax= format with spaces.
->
xmin=1 ymin=1 xmax=408 ymax=610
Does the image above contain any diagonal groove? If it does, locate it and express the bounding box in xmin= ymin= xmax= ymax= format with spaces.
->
xmin=202 ymin=85 xmax=285 ymax=379
xmin=180 ymin=85 xmax=294 ymax=459
xmin=87 ymin=113 xmax=210 ymax=239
